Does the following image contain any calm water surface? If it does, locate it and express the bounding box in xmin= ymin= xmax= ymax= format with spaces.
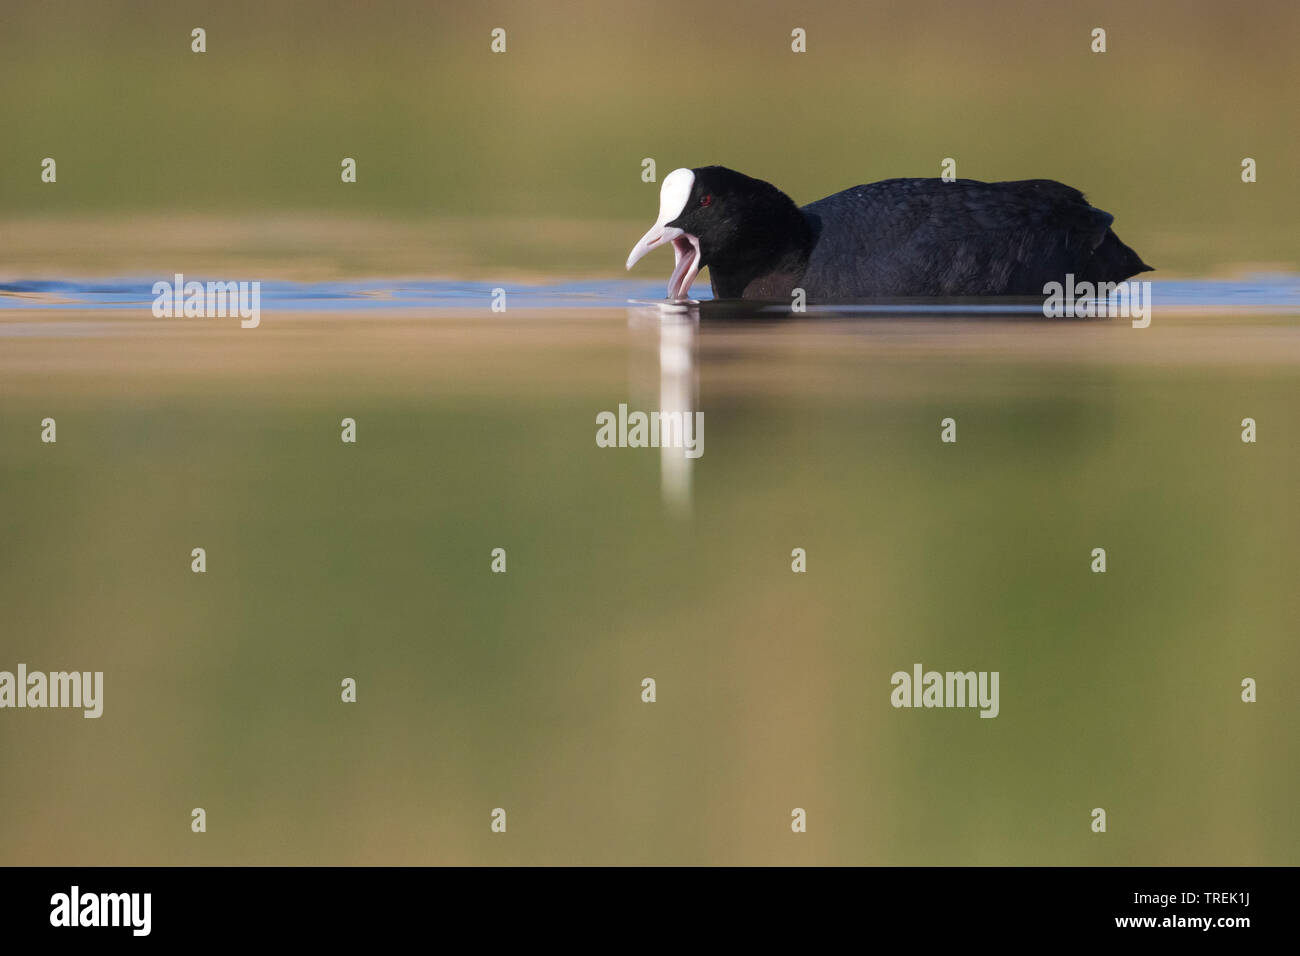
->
xmin=1 ymin=284 xmax=1296 ymax=865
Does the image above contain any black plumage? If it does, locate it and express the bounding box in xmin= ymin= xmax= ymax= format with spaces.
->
xmin=644 ymin=166 xmax=1152 ymax=300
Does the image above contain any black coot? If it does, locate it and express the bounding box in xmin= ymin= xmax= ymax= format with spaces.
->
xmin=626 ymin=166 xmax=1152 ymax=301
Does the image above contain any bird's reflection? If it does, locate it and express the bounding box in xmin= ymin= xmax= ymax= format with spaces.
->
xmin=627 ymin=301 xmax=700 ymax=518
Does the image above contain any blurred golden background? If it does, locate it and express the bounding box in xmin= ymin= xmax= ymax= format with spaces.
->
xmin=2 ymin=0 xmax=1298 ymax=278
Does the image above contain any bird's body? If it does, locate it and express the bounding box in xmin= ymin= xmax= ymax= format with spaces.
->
xmin=627 ymin=167 xmax=1152 ymax=301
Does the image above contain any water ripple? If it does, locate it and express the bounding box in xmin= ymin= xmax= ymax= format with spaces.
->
xmin=1 ymin=275 xmax=1297 ymax=311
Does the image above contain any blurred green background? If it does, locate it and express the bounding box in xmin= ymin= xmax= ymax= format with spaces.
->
xmin=2 ymin=0 xmax=1299 ymax=277
xmin=1 ymin=315 xmax=1297 ymax=864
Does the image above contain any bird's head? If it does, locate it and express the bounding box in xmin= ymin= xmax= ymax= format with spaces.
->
xmin=625 ymin=166 xmax=803 ymax=300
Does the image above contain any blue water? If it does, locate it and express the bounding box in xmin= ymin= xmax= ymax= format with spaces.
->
xmin=1 ymin=275 xmax=1298 ymax=311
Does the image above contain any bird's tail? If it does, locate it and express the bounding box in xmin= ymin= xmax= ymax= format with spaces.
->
xmin=1083 ymin=230 xmax=1153 ymax=283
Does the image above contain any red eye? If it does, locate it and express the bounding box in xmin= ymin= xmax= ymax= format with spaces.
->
xmin=699 ymin=194 xmax=713 ymax=207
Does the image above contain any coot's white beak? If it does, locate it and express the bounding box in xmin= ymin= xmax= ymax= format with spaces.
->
xmin=626 ymin=168 xmax=702 ymax=301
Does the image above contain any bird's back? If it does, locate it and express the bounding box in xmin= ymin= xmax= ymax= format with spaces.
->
xmin=799 ymin=178 xmax=1148 ymax=297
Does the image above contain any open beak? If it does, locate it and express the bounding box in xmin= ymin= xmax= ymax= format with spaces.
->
xmin=627 ymin=227 xmax=701 ymax=302
xmin=626 ymin=168 xmax=702 ymax=301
